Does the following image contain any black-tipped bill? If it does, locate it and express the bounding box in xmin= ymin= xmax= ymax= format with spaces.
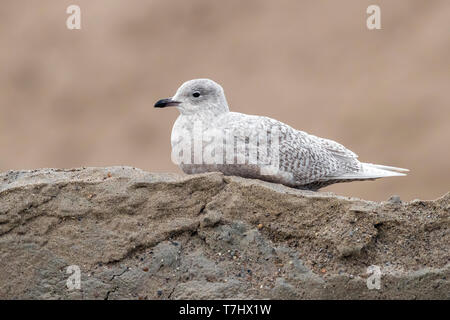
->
xmin=154 ymin=98 xmax=181 ymax=108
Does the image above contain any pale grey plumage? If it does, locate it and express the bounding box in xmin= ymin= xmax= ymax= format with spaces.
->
xmin=155 ymin=79 xmax=408 ymax=190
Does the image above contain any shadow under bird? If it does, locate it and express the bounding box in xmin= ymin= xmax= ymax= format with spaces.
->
xmin=155 ymin=79 xmax=408 ymax=190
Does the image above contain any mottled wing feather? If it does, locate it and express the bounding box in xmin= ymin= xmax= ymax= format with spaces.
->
xmin=216 ymin=112 xmax=360 ymax=185
xmin=314 ymin=136 xmax=361 ymax=173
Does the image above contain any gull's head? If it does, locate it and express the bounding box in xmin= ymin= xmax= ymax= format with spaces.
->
xmin=154 ymin=79 xmax=229 ymax=116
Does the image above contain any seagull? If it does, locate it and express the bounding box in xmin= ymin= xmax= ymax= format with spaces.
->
xmin=155 ymin=79 xmax=408 ymax=190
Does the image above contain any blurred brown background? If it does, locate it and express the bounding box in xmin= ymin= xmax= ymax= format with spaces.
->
xmin=0 ymin=0 xmax=449 ymax=201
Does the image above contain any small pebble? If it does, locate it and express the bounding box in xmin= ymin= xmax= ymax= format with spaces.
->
xmin=388 ymin=195 xmax=402 ymax=204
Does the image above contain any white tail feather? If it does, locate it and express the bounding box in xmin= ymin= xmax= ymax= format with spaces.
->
xmin=329 ymin=163 xmax=408 ymax=180
xmin=363 ymin=163 xmax=409 ymax=173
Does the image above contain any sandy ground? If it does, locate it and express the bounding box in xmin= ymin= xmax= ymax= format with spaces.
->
xmin=1 ymin=168 xmax=448 ymax=299
xmin=0 ymin=0 xmax=449 ymax=201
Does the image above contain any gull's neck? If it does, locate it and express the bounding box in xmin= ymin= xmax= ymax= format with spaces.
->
xmin=178 ymin=104 xmax=229 ymax=123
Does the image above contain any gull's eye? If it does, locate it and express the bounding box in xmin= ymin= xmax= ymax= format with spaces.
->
xmin=192 ymin=91 xmax=201 ymax=98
